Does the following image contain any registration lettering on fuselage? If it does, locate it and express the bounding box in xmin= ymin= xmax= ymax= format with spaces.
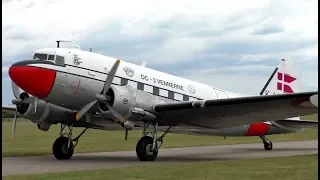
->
xmin=140 ymin=74 xmax=184 ymax=91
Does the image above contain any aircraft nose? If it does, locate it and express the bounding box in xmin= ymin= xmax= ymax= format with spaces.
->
xmin=8 ymin=62 xmax=56 ymax=98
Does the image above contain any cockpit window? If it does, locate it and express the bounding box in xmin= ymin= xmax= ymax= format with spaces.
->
xmin=55 ymin=55 xmax=65 ymax=66
xmin=48 ymin=55 xmax=55 ymax=61
xmin=33 ymin=53 xmax=48 ymax=61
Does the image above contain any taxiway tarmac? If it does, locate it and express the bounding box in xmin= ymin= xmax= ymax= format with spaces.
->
xmin=2 ymin=140 xmax=318 ymax=176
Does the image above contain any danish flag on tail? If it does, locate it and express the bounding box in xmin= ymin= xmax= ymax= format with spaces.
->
xmin=260 ymin=59 xmax=301 ymax=96
xmin=259 ymin=59 xmax=302 ymax=121
xmin=276 ymin=71 xmax=296 ymax=93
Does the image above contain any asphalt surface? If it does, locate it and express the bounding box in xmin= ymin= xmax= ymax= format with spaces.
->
xmin=2 ymin=140 xmax=318 ymax=176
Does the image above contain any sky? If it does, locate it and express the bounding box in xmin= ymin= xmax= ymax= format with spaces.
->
xmin=2 ymin=0 xmax=318 ymax=105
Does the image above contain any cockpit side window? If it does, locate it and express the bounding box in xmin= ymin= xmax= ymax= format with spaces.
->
xmin=33 ymin=53 xmax=48 ymax=61
xmin=55 ymin=55 xmax=65 ymax=66
xmin=48 ymin=55 xmax=55 ymax=61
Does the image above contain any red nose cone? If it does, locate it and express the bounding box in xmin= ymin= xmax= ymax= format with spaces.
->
xmin=9 ymin=66 xmax=56 ymax=98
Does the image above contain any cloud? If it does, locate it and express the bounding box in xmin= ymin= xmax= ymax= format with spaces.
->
xmin=2 ymin=0 xmax=318 ymax=105
xmin=2 ymin=66 xmax=9 ymax=73
xmin=251 ymin=17 xmax=285 ymax=35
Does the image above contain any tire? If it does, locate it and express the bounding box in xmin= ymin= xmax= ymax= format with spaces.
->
xmin=52 ymin=136 xmax=74 ymax=160
xmin=136 ymin=136 xmax=158 ymax=161
xmin=264 ymin=141 xmax=273 ymax=150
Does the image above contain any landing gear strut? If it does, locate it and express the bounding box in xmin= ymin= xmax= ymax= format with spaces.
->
xmin=52 ymin=124 xmax=88 ymax=160
xmin=136 ymin=121 xmax=172 ymax=161
xmin=259 ymin=135 xmax=273 ymax=150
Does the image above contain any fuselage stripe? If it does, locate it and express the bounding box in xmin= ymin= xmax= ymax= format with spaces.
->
xmin=64 ymin=64 xmax=202 ymax=100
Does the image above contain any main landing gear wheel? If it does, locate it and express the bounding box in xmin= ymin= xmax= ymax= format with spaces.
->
xmin=53 ymin=124 xmax=88 ymax=160
xmin=135 ymin=121 xmax=173 ymax=161
xmin=52 ymin=136 xmax=74 ymax=160
xmin=136 ymin=136 xmax=158 ymax=161
xmin=263 ymin=141 xmax=273 ymax=150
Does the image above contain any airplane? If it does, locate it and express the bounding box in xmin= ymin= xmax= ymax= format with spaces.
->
xmin=2 ymin=41 xmax=318 ymax=161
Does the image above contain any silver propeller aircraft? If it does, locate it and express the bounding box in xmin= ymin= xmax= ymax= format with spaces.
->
xmin=3 ymin=42 xmax=318 ymax=161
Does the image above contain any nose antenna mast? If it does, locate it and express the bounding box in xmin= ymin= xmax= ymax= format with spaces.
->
xmin=56 ymin=40 xmax=71 ymax=48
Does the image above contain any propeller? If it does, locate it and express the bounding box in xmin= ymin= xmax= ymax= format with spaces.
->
xmin=11 ymin=81 xmax=31 ymax=104
xmin=12 ymin=81 xmax=20 ymax=99
xmin=105 ymin=103 xmax=131 ymax=124
xmin=75 ymin=59 xmax=127 ymax=123
xmin=10 ymin=81 xmax=21 ymax=140
xmin=10 ymin=81 xmax=31 ymax=140
xmin=11 ymin=106 xmax=18 ymax=141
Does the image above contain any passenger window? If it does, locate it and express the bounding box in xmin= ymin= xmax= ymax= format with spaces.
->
xmin=55 ymin=55 xmax=65 ymax=66
xmin=33 ymin=53 xmax=48 ymax=61
xmin=48 ymin=55 xmax=55 ymax=61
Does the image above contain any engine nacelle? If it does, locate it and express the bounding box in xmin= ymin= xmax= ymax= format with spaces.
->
xmin=98 ymin=85 xmax=135 ymax=117
xmin=37 ymin=123 xmax=51 ymax=131
xmin=21 ymin=97 xmax=76 ymax=124
xmin=98 ymin=85 xmax=163 ymax=122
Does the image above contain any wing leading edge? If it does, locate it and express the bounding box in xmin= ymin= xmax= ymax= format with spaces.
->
xmin=154 ymin=91 xmax=318 ymax=129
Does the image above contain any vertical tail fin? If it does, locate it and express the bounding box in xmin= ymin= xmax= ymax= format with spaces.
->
xmin=260 ymin=59 xmax=302 ymax=96
xmin=260 ymin=59 xmax=302 ymax=120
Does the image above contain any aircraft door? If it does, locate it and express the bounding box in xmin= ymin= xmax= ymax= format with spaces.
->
xmin=215 ymin=89 xmax=229 ymax=99
xmin=62 ymin=53 xmax=81 ymax=98
xmin=210 ymin=88 xmax=218 ymax=99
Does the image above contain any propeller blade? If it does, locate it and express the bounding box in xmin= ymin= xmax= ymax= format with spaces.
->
xmin=11 ymin=81 xmax=20 ymax=99
xmin=102 ymin=59 xmax=120 ymax=95
xmin=12 ymin=97 xmax=32 ymax=105
xmin=105 ymin=103 xmax=126 ymax=123
xmin=75 ymin=100 xmax=98 ymax=121
xmin=11 ymin=110 xmax=17 ymax=141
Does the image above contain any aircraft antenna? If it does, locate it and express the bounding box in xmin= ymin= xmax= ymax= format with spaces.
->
xmin=141 ymin=61 xmax=147 ymax=67
xmin=56 ymin=40 xmax=72 ymax=48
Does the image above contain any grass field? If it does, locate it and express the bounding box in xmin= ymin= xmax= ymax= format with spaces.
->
xmin=3 ymin=154 xmax=318 ymax=180
xmin=2 ymin=114 xmax=318 ymax=157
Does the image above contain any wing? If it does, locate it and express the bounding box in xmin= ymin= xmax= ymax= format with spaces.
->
xmin=2 ymin=105 xmax=16 ymax=113
xmin=154 ymin=91 xmax=318 ymax=129
xmin=274 ymin=119 xmax=318 ymax=129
